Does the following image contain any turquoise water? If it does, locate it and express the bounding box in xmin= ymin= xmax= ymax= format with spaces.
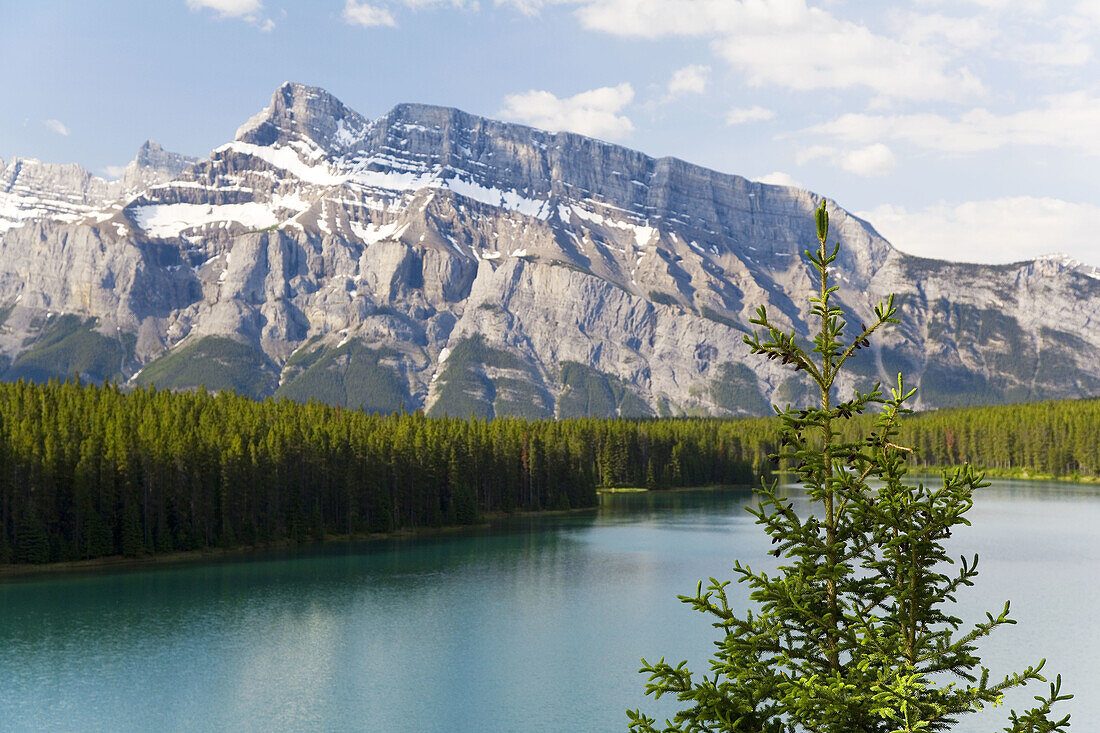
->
xmin=0 ymin=480 xmax=1095 ymax=731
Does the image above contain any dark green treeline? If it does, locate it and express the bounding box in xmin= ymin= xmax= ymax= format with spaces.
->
xmin=890 ymin=397 xmax=1100 ymax=476
xmin=0 ymin=380 xmax=773 ymax=565
xmin=832 ymin=396 xmax=1100 ymax=478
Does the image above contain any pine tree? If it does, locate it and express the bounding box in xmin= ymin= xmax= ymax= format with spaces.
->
xmin=628 ymin=201 xmax=1072 ymax=732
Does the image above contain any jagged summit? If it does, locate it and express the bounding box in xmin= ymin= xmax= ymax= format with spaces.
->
xmin=131 ymin=140 xmax=193 ymax=170
xmin=118 ymin=140 xmax=198 ymax=192
xmin=235 ymin=82 xmax=370 ymax=154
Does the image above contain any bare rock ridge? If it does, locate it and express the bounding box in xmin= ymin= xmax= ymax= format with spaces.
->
xmin=0 ymin=142 xmax=198 ymax=233
xmin=0 ymin=80 xmax=1097 ymax=416
xmin=119 ymin=140 xmax=201 ymax=193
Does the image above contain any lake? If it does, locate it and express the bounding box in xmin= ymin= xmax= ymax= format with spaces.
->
xmin=0 ymin=479 xmax=1096 ymax=731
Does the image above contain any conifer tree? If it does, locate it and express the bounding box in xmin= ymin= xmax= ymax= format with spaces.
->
xmin=628 ymin=201 xmax=1072 ymax=732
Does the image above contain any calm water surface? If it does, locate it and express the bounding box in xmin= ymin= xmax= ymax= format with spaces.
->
xmin=0 ymin=480 xmax=1096 ymax=731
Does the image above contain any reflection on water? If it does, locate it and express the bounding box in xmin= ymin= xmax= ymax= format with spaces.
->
xmin=0 ymin=481 xmax=1094 ymax=731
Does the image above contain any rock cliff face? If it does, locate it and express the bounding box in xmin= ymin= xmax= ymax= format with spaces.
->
xmin=0 ymin=82 xmax=1097 ymax=415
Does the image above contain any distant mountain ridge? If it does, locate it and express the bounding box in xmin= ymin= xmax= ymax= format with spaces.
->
xmin=0 ymin=81 xmax=1098 ymax=416
xmin=0 ymin=141 xmax=197 ymax=234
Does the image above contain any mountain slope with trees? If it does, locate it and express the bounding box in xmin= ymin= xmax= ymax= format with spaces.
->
xmin=1 ymin=83 xmax=1098 ymax=416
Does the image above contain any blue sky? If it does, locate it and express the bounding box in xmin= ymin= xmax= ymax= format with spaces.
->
xmin=4 ymin=0 xmax=1100 ymax=265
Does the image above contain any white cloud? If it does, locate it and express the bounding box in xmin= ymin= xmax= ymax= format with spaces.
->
xmin=858 ymin=197 xmax=1100 ymax=266
xmin=494 ymin=0 xmax=573 ymax=13
xmin=840 ymin=143 xmax=896 ymax=177
xmin=499 ymin=83 xmax=635 ymax=139
xmin=343 ymin=0 xmax=397 ymax=26
xmin=43 ymin=119 xmax=70 ymax=136
xmin=807 ymin=91 xmax=1100 ymax=156
xmin=755 ymin=171 xmax=802 ymax=188
xmin=913 ymin=0 xmax=1048 ymax=14
xmin=186 ymin=0 xmax=273 ymax=29
xmin=570 ymin=0 xmax=984 ymax=103
xmin=796 ymin=143 xmax=896 ymax=177
xmin=342 ymin=0 xmax=477 ymax=26
xmin=905 ymin=2 xmax=1095 ymax=67
xmin=103 ymin=165 xmax=127 ymax=178
xmin=404 ymin=0 xmax=478 ymax=8
xmin=574 ymin=0 xmax=740 ymax=38
xmin=889 ymin=11 xmax=996 ymax=52
xmin=725 ymin=106 xmax=774 ymax=125
xmin=666 ymin=64 xmax=710 ymax=97
xmin=186 ymin=0 xmax=261 ymax=14
xmin=1015 ymin=39 xmax=1091 ymax=67
xmin=795 ymin=144 xmax=836 ymax=166
xmin=1073 ymin=0 xmax=1100 ymax=22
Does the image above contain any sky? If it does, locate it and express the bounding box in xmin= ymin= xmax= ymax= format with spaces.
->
xmin=3 ymin=0 xmax=1100 ymax=266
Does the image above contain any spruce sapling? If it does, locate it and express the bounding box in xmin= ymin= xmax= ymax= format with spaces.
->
xmin=627 ymin=200 xmax=1071 ymax=733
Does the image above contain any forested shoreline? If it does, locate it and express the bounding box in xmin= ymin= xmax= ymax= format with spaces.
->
xmin=820 ymin=395 xmax=1100 ymax=480
xmin=0 ymin=380 xmax=772 ymax=565
xmin=5 ymin=377 xmax=1100 ymax=567
xmin=869 ymin=397 xmax=1100 ymax=477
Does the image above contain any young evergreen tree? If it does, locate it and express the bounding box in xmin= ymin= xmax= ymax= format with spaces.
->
xmin=628 ymin=201 xmax=1072 ymax=732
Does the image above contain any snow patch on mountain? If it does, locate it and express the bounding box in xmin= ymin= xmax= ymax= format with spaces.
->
xmin=133 ymin=193 xmax=311 ymax=237
xmin=348 ymin=220 xmax=409 ymax=245
xmin=218 ymin=142 xmax=344 ymax=185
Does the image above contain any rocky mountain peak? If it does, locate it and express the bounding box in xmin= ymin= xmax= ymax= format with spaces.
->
xmin=118 ymin=140 xmax=198 ymax=193
xmin=1026 ymin=252 xmax=1100 ymax=280
xmin=1 ymin=83 xmax=1098 ymax=417
xmin=235 ymin=81 xmax=370 ymax=155
xmin=132 ymin=140 xmax=188 ymax=169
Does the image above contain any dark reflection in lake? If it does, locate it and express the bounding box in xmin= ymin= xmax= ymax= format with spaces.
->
xmin=0 ymin=481 xmax=1094 ymax=731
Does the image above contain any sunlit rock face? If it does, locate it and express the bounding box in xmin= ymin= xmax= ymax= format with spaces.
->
xmin=1 ymin=81 xmax=1098 ymax=414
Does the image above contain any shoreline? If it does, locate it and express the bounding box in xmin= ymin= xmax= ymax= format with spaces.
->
xmin=597 ymin=483 xmax=750 ymax=494
xmin=0 ymin=482 xmax=814 ymax=580
xmin=908 ymin=466 xmax=1100 ymax=485
xmin=0 ymin=503 xmax=599 ymax=582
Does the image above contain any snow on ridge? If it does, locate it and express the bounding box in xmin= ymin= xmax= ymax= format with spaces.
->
xmin=350 ymin=163 xmax=439 ymax=195
xmin=445 ymin=176 xmax=547 ymax=219
xmin=0 ymin=192 xmax=88 ymax=233
xmin=1036 ymin=252 xmax=1082 ymax=266
xmin=125 ymin=141 xmax=565 ymax=240
xmin=217 ymin=141 xmax=345 ymax=185
xmin=333 ymin=118 xmax=364 ymax=148
xmin=347 ymin=157 xmax=550 ymax=220
xmin=1034 ymin=252 xmax=1100 ymax=279
xmin=570 ymin=203 xmax=655 ymax=247
xmin=133 ymin=194 xmax=311 ymax=238
xmin=198 ymin=140 xmax=557 ymax=224
xmin=348 ymin=220 xmax=410 ymax=245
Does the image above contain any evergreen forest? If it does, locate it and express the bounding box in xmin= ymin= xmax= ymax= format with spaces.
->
xmin=855 ymin=397 xmax=1100 ymax=477
xmin=4 ymin=377 xmax=1100 ymax=567
xmin=0 ymin=379 xmax=769 ymax=565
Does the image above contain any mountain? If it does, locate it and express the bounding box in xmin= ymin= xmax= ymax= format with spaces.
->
xmin=0 ymin=81 xmax=1097 ymax=417
xmin=0 ymin=141 xmax=198 ymax=234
